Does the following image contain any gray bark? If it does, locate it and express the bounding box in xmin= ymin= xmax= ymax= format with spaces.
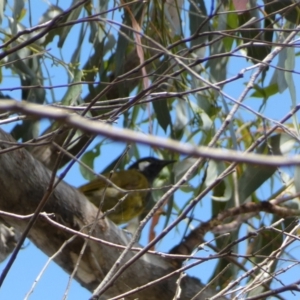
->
xmin=0 ymin=129 xmax=221 ymax=299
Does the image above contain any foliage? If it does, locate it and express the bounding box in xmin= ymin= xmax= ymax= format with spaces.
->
xmin=1 ymin=0 xmax=300 ymax=299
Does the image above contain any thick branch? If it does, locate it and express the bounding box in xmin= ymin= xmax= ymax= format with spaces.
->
xmin=170 ymin=201 xmax=300 ymax=267
xmin=0 ymin=129 xmax=216 ymax=299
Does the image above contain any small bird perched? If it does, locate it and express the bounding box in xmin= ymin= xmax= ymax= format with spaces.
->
xmin=78 ymin=157 xmax=175 ymax=224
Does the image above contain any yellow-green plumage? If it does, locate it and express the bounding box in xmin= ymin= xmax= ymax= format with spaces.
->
xmin=78 ymin=157 xmax=175 ymax=224
xmin=79 ymin=169 xmax=149 ymax=224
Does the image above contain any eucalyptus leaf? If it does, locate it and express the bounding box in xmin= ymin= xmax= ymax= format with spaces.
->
xmin=189 ymin=101 xmax=213 ymax=132
xmin=263 ymin=0 xmax=300 ymax=24
xmin=61 ymin=70 xmax=83 ymax=106
xmin=284 ymin=44 xmax=299 ymax=135
xmin=237 ymin=0 xmax=271 ymax=62
xmin=164 ymin=0 xmax=183 ymax=36
xmin=251 ymin=83 xmax=279 ymax=99
xmin=189 ymin=0 xmax=208 ymax=52
xmin=12 ymin=0 xmax=24 ymax=21
xmin=0 ymin=0 xmax=6 ymax=24
xmin=174 ymin=100 xmax=188 ymax=131
xmin=57 ymin=1 xmax=83 ymax=48
xmin=285 ymin=47 xmax=296 ymax=106
xmin=153 ymin=100 xmax=171 ymax=133
xmin=80 ymin=144 xmax=101 ymax=181
xmin=237 ymin=134 xmax=293 ymax=204
xmin=42 ymin=2 xmax=83 ymax=47
xmin=279 ymin=133 xmax=296 ymax=155
xmin=206 ymin=160 xmax=232 ymax=202
xmin=294 ymin=166 xmax=300 ymax=199
xmin=88 ymin=0 xmax=110 ymax=44
xmin=39 ymin=6 xmax=63 ymax=45
xmin=206 ymin=3 xmax=227 ymax=85
xmin=270 ymin=47 xmax=288 ymax=93
xmin=173 ymin=157 xmax=198 ymax=182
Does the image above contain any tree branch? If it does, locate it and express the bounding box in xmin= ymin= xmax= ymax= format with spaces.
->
xmin=1 ymin=100 xmax=300 ymax=167
xmin=0 ymin=128 xmax=219 ymax=299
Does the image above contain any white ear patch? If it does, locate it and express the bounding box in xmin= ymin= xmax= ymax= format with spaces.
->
xmin=138 ymin=161 xmax=151 ymax=171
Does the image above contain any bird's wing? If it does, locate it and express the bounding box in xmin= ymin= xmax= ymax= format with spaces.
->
xmin=78 ymin=169 xmax=149 ymax=194
xmin=112 ymin=170 xmax=149 ymax=190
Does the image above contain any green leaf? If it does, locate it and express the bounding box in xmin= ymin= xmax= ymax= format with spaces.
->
xmin=238 ymin=134 xmax=294 ymax=203
xmin=190 ymin=101 xmax=213 ymax=132
xmin=174 ymin=100 xmax=188 ymax=131
xmin=251 ymin=83 xmax=279 ymax=99
xmin=237 ymin=2 xmax=271 ymax=62
xmin=224 ymin=2 xmax=238 ymax=52
xmin=285 ymin=46 xmax=296 ymax=105
xmin=57 ymin=1 xmax=83 ymax=48
xmin=206 ymin=3 xmax=228 ymax=84
xmin=189 ymin=0 xmax=208 ymax=49
xmin=153 ymin=100 xmax=171 ymax=133
xmin=270 ymin=47 xmax=289 ymax=93
xmin=41 ymin=6 xmax=65 ymax=46
xmin=61 ymin=69 xmax=83 ymax=105
xmin=13 ymin=0 xmax=25 ymax=21
xmin=88 ymin=0 xmax=109 ymax=44
xmin=284 ymin=44 xmax=299 ymax=135
xmin=263 ymin=0 xmax=300 ymax=24
xmin=206 ymin=160 xmax=232 ymax=202
xmin=80 ymin=144 xmax=101 ymax=181
xmin=0 ymin=0 xmax=5 ymax=24
xmin=294 ymin=166 xmax=300 ymax=199
xmin=173 ymin=158 xmax=198 ymax=182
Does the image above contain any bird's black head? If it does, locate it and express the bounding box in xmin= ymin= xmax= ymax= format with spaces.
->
xmin=128 ymin=157 xmax=175 ymax=183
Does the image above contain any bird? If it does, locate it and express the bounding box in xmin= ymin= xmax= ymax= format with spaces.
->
xmin=78 ymin=157 xmax=175 ymax=224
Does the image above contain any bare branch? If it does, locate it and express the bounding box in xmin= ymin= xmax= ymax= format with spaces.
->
xmin=1 ymin=100 xmax=300 ymax=167
xmin=0 ymin=129 xmax=217 ymax=299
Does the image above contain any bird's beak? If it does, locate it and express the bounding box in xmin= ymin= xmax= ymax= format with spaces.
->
xmin=161 ymin=160 xmax=176 ymax=167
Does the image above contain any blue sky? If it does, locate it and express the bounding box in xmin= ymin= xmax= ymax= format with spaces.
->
xmin=1 ymin=0 xmax=300 ymax=299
